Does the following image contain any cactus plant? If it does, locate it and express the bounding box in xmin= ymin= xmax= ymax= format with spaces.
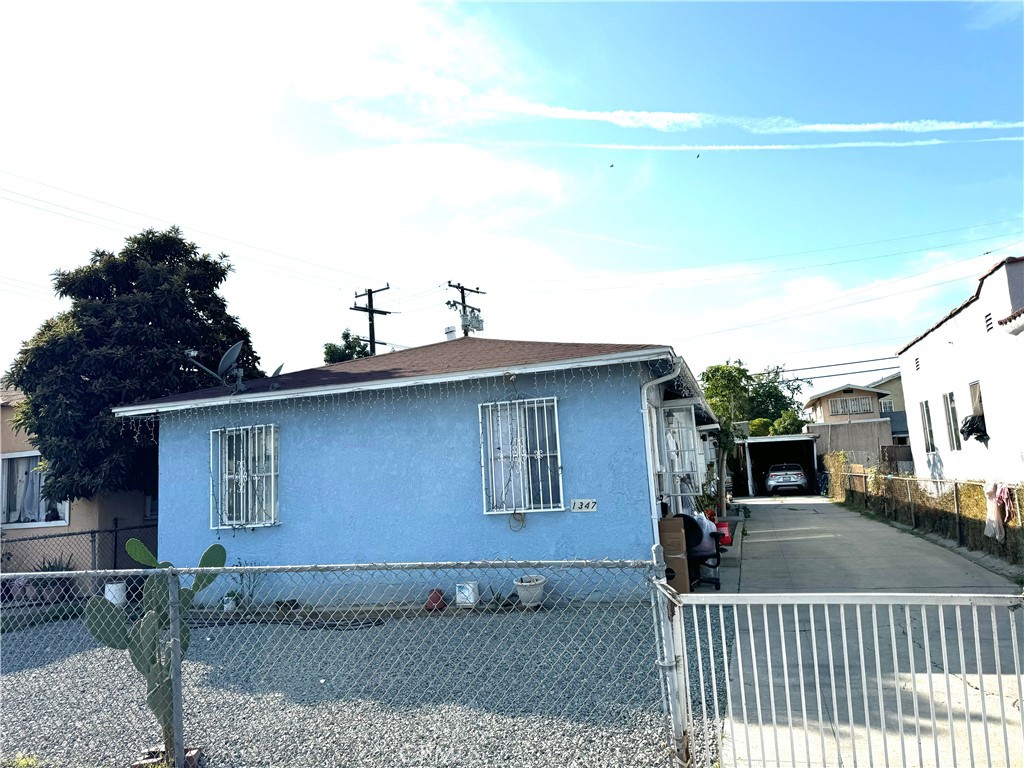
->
xmin=84 ymin=539 xmax=226 ymax=765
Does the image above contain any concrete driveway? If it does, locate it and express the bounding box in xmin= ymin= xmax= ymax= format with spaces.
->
xmin=709 ymin=496 xmax=1023 ymax=767
xmin=737 ymin=495 xmax=1020 ymax=594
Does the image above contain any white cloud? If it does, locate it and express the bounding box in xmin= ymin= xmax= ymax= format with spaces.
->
xmin=498 ymin=137 xmax=1023 ymax=152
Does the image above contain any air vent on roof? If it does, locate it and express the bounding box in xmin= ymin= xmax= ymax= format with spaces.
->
xmin=985 ymin=312 xmax=993 ymax=332
xmin=915 ymin=358 xmax=920 ymax=371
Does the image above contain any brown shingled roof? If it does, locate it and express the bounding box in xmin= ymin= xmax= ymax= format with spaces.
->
xmin=122 ymin=336 xmax=671 ymax=412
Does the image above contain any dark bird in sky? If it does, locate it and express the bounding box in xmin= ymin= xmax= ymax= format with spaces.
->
xmin=696 ymin=154 xmax=700 ymax=159
xmin=610 ymin=164 xmax=614 ymax=167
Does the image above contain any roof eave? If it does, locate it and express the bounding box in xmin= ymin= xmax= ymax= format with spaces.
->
xmin=113 ymin=346 xmax=677 ymax=418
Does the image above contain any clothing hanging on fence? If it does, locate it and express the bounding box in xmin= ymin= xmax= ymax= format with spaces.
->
xmin=995 ymin=483 xmax=1017 ymax=525
xmin=983 ymin=481 xmax=1014 ymax=543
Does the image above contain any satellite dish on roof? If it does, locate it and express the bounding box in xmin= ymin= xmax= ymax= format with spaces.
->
xmin=217 ymin=341 xmax=244 ymax=378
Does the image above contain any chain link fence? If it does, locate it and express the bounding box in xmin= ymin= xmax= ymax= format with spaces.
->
xmin=1 ymin=559 xmax=678 ymax=768
xmin=1 ymin=524 xmax=158 ymax=576
xmin=837 ymin=473 xmax=1024 ymax=566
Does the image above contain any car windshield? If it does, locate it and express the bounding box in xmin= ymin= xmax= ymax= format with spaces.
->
xmin=770 ymin=464 xmax=804 ymax=473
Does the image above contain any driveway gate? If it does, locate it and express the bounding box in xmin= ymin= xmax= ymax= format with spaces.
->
xmin=656 ymin=587 xmax=1024 ymax=768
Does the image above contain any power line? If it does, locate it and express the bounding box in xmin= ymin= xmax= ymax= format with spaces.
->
xmin=795 ymin=366 xmax=900 ymax=382
xmin=692 ymin=240 xmax=1023 ymax=338
xmin=351 ymin=285 xmax=392 ymax=355
xmin=518 ymin=215 xmax=1024 ymax=286
xmin=757 ymin=357 xmax=896 ymax=375
xmin=0 ymin=170 xmax=384 ymax=284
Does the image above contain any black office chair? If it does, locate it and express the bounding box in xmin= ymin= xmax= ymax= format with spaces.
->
xmin=681 ymin=514 xmax=724 ymax=591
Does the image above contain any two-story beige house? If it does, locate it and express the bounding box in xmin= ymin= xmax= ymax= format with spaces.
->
xmin=1 ymin=387 xmax=153 ymax=573
xmin=803 ymin=383 xmax=894 ymax=467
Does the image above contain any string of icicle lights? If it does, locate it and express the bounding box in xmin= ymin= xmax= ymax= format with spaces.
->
xmin=120 ymin=360 xmax=697 ymax=442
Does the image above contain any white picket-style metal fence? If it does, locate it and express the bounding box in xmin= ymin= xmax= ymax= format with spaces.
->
xmin=658 ymin=586 xmax=1024 ymax=768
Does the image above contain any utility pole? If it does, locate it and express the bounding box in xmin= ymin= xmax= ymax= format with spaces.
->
xmin=446 ymin=281 xmax=486 ymax=337
xmin=351 ymin=284 xmax=391 ymax=355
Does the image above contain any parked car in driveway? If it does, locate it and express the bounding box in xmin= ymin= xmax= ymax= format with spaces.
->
xmin=766 ymin=463 xmax=808 ymax=494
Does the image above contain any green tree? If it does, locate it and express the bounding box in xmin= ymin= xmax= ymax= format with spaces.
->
xmin=749 ymin=418 xmax=773 ymax=437
xmin=323 ymin=328 xmax=370 ymax=364
xmin=770 ymin=409 xmax=808 ymax=436
xmin=3 ymin=227 xmax=262 ymax=502
xmin=699 ymin=360 xmax=809 ymax=509
xmin=749 ymin=364 xmax=807 ymax=422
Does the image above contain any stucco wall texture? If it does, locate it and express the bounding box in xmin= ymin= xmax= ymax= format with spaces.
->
xmin=157 ymin=366 xmax=658 ymax=567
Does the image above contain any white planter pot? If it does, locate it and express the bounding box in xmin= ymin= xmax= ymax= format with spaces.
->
xmin=104 ymin=581 xmax=127 ymax=607
xmin=513 ymin=575 xmax=547 ymax=608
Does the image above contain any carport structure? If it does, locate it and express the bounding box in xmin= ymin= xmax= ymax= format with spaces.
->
xmin=735 ymin=434 xmax=818 ymax=497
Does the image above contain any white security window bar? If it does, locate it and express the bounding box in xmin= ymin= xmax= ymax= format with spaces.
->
xmin=1 ymin=452 xmax=69 ymax=527
xmin=879 ymin=398 xmax=895 ymax=414
xmin=479 ymin=397 xmax=563 ymax=513
xmin=828 ymin=396 xmax=873 ymax=416
xmin=658 ymin=404 xmax=701 ymax=517
xmin=210 ymin=424 xmax=279 ymax=529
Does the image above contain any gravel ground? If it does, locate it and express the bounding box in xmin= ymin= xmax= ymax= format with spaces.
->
xmin=1 ymin=604 xmax=684 ymax=768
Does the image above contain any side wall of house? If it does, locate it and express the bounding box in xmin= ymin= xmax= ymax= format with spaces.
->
xmin=900 ymin=268 xmax=1024 ymax=482
xmin=156 ymin=365 xmax=657 ymax=567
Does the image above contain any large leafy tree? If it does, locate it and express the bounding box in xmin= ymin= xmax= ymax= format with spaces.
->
xmin=323 ymin=329 xmax=370 ymax=364
xmin=3 ymin=227 xmax=262 ymax=501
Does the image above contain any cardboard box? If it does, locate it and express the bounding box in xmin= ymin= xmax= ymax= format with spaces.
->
xmin=663 ymin=554 xmax=690 ymax=593
xmin=659 ymin=517 xmax=687 ymax=556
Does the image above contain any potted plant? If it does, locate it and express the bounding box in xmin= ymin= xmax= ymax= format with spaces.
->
xmin=513 ymin=574 xmax=547 ymax=609
xmin=222 ymin=590 xmax=242 ymax=612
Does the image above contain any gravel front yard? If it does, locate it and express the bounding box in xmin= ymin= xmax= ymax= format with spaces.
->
xmin=1 ymin=604 xmax=675 ymax=768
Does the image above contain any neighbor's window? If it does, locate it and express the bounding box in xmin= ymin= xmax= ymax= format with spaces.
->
xmin=480 ymin=397 xmax=563 ymax=513
xmin=969 ymin=381 xmax=984 ymax=417
xmin=879 ymin=398 xmax=895 ymax=413
xmin=210 ymin=424 xmax=279 ymax=529
xmin=1 ymin=453 xmax=69 ymax=527
xmin=920 ymin=401 xmax=936 ymax=453
xmin=828 ymin=396 xmax=873 ymax=416
xmin=943 ymin=392 xmax=961 ymax=451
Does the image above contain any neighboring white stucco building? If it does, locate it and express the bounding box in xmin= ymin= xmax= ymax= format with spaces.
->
xmin=898 ymin=257 xmax=1024 ymax=482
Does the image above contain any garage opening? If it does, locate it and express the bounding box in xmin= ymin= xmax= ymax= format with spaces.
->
xmin=735 ymin=435 xmax=819 ymax=497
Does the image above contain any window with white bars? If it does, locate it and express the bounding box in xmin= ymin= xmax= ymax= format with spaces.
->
xmin=879 ymin=398 xmax=895 ymax=413
xmin=210 ymin=424 xmax=279 ymax=529
xmin=828 ymin=396 xmax=873 ymax=416
xmin=479 ymin=397 xmax=563 ymax=513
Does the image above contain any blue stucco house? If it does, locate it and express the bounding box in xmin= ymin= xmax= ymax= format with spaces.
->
xmin=114 ymin=337 xmax=717 ymax=569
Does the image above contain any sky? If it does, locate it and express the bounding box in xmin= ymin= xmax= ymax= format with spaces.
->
xmin=1 ymin=1 xmax=1021 ymax=406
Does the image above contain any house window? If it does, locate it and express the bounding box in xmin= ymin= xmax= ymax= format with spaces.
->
xmin=828 ymin=396 xmax=873 ymax=416
xmin=880 ymin=399 xmax=895 ymax=413
xmin=479 ymin=397 xmax=563 ymax=513
xmin=210 ymin=424 xmax=279 ymax=529
xmin=943 ymin=392 xmax=961 ymax=451
xmin=1 ymin=452 xmax=69 ymax=528
xmin=969 ymin=381 xmax=984 ymax=416
xmin=920 ymin=401 xmax=936 ymax=453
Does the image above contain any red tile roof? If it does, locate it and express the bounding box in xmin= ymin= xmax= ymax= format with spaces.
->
xmin=120 ymin=336 xmax=673 ymax=412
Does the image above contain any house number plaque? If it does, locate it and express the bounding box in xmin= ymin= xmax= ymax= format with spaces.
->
xmin=571 ymin=499 xmax=598 ymax=511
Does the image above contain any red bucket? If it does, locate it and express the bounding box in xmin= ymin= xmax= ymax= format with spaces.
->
xmin=715 ymin=521 xmax=732 ymax=546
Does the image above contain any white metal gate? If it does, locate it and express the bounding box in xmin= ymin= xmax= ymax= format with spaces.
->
xmin=656 ymin=587 xmax=1024 ymax=768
